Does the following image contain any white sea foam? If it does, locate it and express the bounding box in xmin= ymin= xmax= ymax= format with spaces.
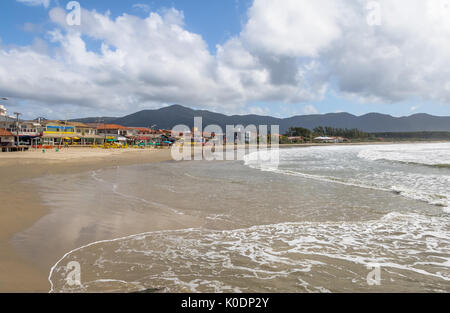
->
xmin=44 ymin=145 xmax=450 ymax=293
xmin=244 ymin=144 xmax=450 ymax=213
xmin=358 ymin=143 xmax=450 ymax=166
xmin=49 ymin=212 xmax=450 ymax=293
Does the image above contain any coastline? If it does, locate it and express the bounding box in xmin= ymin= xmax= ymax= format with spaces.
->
xmin=0 ymin=148 xmax=174 ymax=292
xmin=278 ymin=139 xmax=450 ymax=148
xmin=1 ymin=141 xmax=448 ymax=292
xmin=43 ymin=142 xmax=450 ymax=293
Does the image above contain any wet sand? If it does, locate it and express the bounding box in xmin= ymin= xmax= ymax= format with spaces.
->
xmin=0 ymin=148 xmax=180 ymax=292
xmin=44 ymin=144 xmax=450 ymax=293
xmin=2 ymin=143 xmax=448 ymax=293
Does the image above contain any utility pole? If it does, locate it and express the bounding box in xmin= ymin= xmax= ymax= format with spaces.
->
xmin=98 ymin=118 xmax=106 ymax=144
xmin=103 ymin=119 xmax=106 ymax=143
xmin=13 ymin=112 xmax=21 ymax=147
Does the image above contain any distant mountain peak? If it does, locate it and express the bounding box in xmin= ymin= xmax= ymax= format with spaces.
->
xmin=162 ymin=104 xmax=193 ymax=111
xmin=410 ymin=113 xmax=433 ymax=117
xmin=361 ymin=112 xmax=391 ymax=117
xmin=71 ymin=105 xmax=450 ymax=133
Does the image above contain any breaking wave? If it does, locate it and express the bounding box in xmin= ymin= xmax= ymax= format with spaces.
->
xmin=244 ymin=144 xmax=450 ymax=213
xmin=49 ymin=212 xmax=450 ymax=293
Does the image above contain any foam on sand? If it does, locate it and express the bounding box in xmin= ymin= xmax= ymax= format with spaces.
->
xmin=49 ymin=212 xmax=450 ymax=293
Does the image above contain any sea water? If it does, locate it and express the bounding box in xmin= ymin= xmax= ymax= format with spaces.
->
xmin=21 ymin=143 xmax=450 ymax=292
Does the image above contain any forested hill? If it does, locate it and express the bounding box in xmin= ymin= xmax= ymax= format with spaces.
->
xmin=71 ymin=105 xmax=450 ymax=133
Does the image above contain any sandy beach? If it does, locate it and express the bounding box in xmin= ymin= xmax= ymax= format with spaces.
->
xmin=1 ymin=143 xmax=449 ymax=293
xmin=0 ymin=148 xmax=179 ymax=292
xmin=0 ymin=145 xmax=341 ymax=292
xmin=41 ymin=142 xmax=449 ymax=293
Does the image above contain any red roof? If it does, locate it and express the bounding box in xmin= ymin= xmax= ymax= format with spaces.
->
xmin=129 ymin=127 xmax=153 ymax=133
xmin=135 ymin=136 xmax=154 ymax=140
xmin=0 ymin=128 xmax=13 ymax=136
xmin=97 ymin=124 xmax=129 ymax=130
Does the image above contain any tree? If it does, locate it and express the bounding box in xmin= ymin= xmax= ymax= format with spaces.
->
xmin=311 ymin=126 xmax=370 ymax=139
xmin=313 ymin=126 xmax=325 ymax=136
xmin=286 ymin=127 xmax=312 ymax=138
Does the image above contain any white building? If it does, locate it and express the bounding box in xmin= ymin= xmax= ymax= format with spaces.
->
xmin=0 ymin=104 xmax=15 ymax=120
xmin=313 ymin=136 xmax=345 ymax=143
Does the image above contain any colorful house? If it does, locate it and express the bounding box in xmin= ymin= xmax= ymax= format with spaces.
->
xmin=0 ymin=128 xmax=14 ymax=151
xmin=0 ymin=116 xmax=41 ymax=146
xmin=40 ymin=121 xmax=76 ymax=146
xmin=127 ymin=127 xmax=161 ymax=145
xmin=96 ymin=124 xmax=130 ymax=144
xmin=71 ymin=122 xmax=104 ymax=145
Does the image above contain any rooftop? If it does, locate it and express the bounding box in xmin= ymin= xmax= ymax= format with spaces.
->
xmin=0 ymin=128 xmax=13 ymax=136
xmin=129 ymin=127 xmax=153 ymax=133
xmin=96 ymin=124 xmax=129 ymax=130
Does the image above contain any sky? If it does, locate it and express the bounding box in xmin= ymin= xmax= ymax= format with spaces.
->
xmin=1 ymin=0 xmax=450 ymax=119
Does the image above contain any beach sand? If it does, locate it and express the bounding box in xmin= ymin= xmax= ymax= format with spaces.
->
xmin=0 ymin=147 xmax=183 ymax=293
xmin=2 ymin=142 xmax=448 ymax=293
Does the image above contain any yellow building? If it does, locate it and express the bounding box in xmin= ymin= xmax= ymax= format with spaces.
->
xmin=41 ymin=121 xmax=104 ymax=146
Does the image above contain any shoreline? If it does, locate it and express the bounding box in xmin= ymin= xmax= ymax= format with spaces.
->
xmin=278 ymin=139 xmax=450 ymax=148
xmin=0 ymin=148 xmax=174 ymax=293
xmin=1 ymin=141 xmax=447 ymax=292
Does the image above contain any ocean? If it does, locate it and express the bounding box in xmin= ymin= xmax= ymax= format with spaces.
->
xmin=16 ymin=143 xmax=450 ymax=292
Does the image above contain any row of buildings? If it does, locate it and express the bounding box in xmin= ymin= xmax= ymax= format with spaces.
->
xmin=284 ymin=136 xmax=349 ymax=144
xmin=0 ymin=105 xmax=174 ymax=151
xmin=1 ymin=104 xmax=353 ymax=151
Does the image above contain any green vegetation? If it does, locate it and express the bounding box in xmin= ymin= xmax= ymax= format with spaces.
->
xmin=281 ymin=127 xmax=450 ymax=144
xmin=282 ymin=126 xmax=375 ymax=143
xmin=312 ymin=126 xmax=373 ymax=139
xmin=286 ymin=127 xmax=312 ymax=138
xmin=372 ymin=131 xmax=450 ymax=141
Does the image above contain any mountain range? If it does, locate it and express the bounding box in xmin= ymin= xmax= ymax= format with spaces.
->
xmin=72 ymin=105 xmax=450 ymax=133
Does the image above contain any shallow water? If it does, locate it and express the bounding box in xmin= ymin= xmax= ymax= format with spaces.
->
xmin=17 ymin=143 xmax=450 ymax=292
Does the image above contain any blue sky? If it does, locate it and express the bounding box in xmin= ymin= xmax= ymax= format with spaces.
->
xmin=0 ymin=1 xmax=250 ymax=52
xmin=1 ymin=0 xmax=450 ymax=119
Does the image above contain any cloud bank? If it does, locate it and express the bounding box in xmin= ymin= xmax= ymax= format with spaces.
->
xmin=4 ymin=0 xmax=450 ymax=116
xmin=16 ymin=0 xmax=50 ymax=8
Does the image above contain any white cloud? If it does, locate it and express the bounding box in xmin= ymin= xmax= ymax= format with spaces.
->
xmin=1 ymin=6 xmax=327 ymax=116
xmin=23 ymin=22 xmax=44 ymax=33
xmin=301 ymin=105 xmax=319 ymax=115
xmin=16 ymin=0 xmax=50 ymax=8
xmin=3 ymin=0 xmax=450 ymax=117
xmin=242 ymin=0 xmax=343 ymax=58
xmin=248 ymin=106 xmax=270 ymax=115
xmin=237 ymin=0 xmax=450 ymax=106
xmin=132 ymin=3 xmax=151 ymax=13
xmin=1 ymin=8 xmax=220 ymax=113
